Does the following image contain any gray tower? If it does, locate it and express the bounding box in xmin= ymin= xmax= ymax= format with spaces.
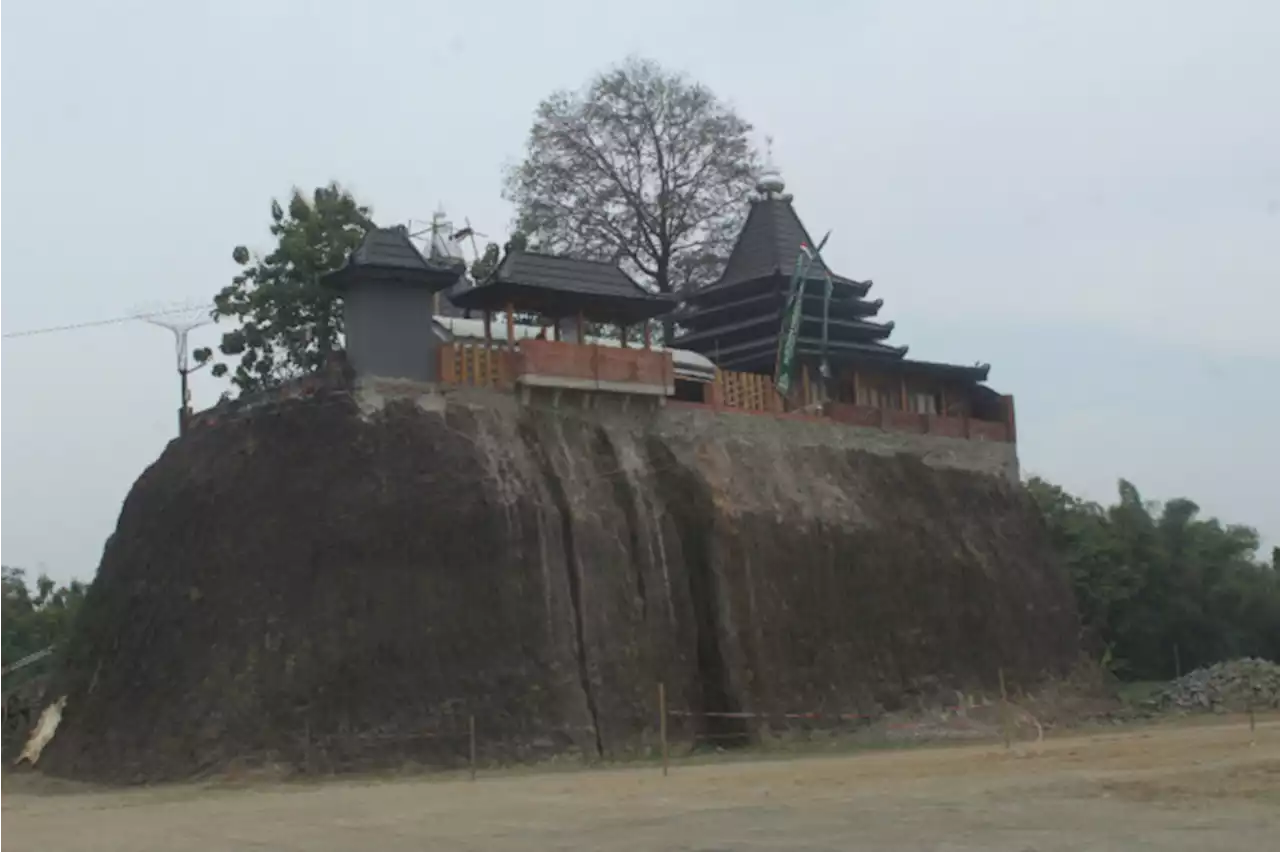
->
xmin=323 ymin=225 xmax=463 ymax=382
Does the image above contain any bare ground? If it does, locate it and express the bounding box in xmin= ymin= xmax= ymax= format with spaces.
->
xmin=4 ymin=716 xmax=1278 ymax=851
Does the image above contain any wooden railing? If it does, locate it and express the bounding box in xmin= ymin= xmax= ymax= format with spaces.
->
xmin=712 ymin=369 xmax=783 ymax=412
xmin=697 ymin=368 xmax=1015 ymax=443
xmin=439 ymin=343 xmax=517 ymax=389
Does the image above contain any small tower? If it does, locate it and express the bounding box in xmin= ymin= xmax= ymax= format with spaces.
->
xmin=322 ymin=225 xmax=463 ymax=382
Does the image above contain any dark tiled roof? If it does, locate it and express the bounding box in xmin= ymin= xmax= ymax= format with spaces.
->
xmin=350 ymin=226 xmax=432 ymax=269
xmin=323 ymin=226 xmax=463 ymax=292
xmin=700 ymin=198 xmax=866 ymax=295
xmin=495 ymin=251 xmax=657 ymax=299
xmin=449 ymin=251 xmax=675 ymax=321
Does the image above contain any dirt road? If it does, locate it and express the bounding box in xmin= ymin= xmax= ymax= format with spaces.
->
xmin=5 ymin=717 xmax=1277 ymax=851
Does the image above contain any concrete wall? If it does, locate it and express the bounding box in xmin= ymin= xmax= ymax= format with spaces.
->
xmin=659 ymin=403 xmax=1020 ymax=482
xmin=343 ymin=285 xmax=439 ymax=382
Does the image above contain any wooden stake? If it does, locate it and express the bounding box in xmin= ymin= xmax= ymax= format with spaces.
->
xmin=1248 ymin=685 xmax=1256 ymax=741
xmin=998 ymin=667 xmax=1011 ymax=749
xmin=659 ymin=682 xmax=669 ymax=777
xmin=483 ymin=311 xmax=492 ymax=348
xmin=469 ymin=714 xmax=477 ymax=781
xmin=643 ymin=321 xmax=652 ymax=350
xmin=506 ymin=303 xmax=516 ymax=347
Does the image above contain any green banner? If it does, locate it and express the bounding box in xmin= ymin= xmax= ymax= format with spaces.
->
xmin=775 ymin=252 xmax=811 ymax=397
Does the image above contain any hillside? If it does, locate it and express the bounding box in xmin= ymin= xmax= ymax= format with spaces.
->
xmin=40 ymin=382 xmax=1078 ymax=782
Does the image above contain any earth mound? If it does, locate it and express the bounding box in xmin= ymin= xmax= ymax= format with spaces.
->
xmin=41 ymin=382 xmax=1079 ymax=783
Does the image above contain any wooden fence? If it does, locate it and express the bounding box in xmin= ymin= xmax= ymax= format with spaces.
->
xmin=706 ymin=368 xmax=1013 ymax=442
xmin=439 ymin=343 xmax=515 ymax=389
xmin=714 ymin=369 xmax=783 ymax=412
xmin=713 ymin=367 xmax=828 ymax=413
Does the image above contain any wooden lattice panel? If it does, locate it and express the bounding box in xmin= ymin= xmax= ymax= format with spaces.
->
xmin=444 ymin=344 xmax=512 ymax=388
xmin=717 ymin=370 xmax=781 ymax=412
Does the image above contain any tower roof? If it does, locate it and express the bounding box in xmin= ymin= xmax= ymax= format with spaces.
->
xmin=322 ymin=225 xmax=463 ymax=293
xmin=696 ymin=196 xmax=867 ymax=299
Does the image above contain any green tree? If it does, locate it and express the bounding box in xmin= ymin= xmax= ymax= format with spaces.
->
xmin=2 ymin=567 xmax=86 ymax=669
xmin=505 ymin=56 xmax=760 ymax=341
xmin=1028 ymin=477 xmax=1280 ymax=679
xmin=469 ymin=242 xmax=502 ymax=282
xmin=195 ymin=183 xmax=375 ymax=393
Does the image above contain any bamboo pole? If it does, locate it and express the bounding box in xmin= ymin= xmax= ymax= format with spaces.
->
xmin=659 ymin=682 xmax=669 ymax=777
xmin=469 ymin=714 xmax=477 ymax=781
xmin=998 ymin=667 xmax=1011 ymax=749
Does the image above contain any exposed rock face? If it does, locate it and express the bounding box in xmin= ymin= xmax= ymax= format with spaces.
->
xmin=43 ymin=383 xmax=1078 ymax=783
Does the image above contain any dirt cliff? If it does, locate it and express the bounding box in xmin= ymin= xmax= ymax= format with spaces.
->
xmin=41 ymin=383 xmax=1078 ymax=782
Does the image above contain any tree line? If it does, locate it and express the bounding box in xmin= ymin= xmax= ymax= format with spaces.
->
xmin=2 ymin=567 xmax=86 ymax=678
xmin=1028 ymin=478 xmax=1279 ymax=680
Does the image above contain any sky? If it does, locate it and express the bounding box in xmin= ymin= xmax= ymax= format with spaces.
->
xmin=2 ymin=0 xmax=1277 ymax=583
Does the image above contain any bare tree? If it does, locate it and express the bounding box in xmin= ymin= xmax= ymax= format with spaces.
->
xmin=505 ymin=57 xmax=760 ymax=339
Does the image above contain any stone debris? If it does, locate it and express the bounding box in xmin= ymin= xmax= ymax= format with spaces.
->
xmin=1156 ymin=658 xmax=1280 ymax=713
xmin=15 ymin=696 xmax=67 ymax=766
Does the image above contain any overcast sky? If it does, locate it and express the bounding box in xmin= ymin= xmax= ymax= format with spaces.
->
xmin=3 ymin=0 xmax=1277 ymax=582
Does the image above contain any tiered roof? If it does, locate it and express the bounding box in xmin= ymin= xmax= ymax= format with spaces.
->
xmin=676 ymin=168 xmax=989 ymax=382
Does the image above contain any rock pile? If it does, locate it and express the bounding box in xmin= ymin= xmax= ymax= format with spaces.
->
xmin=1157 ymin=658 xmax=1280 ymax=712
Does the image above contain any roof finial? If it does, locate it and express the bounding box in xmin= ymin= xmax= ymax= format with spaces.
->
xmin=756 ymin=135 xmax=786 ymax=197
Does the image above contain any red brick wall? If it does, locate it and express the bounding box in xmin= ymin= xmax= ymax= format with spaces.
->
xmin=517 ymin=340 xmax=673 ymax=392
xmin=926 ymin=414 xmax=968 ymax=439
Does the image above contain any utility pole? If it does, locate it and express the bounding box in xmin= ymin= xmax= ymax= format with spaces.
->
xmin=144 ymin=306 xmax=212 ymax=436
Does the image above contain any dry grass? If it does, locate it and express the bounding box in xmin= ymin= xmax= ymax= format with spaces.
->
xmin=4 ymin=715 xmax=1278 ymax=851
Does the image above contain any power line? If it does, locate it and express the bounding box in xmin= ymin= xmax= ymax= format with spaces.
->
xmin=1 ymin=305 xmax=216 ymax=340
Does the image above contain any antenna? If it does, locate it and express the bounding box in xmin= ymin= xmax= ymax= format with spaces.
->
xmin=451 ymin=217 xmax=489 ymax=261
xmin=145 ymin=304 xmax=210 ymax=373
xmin=408 ymin=207 xmax=488 ymax=265
xmin=140 ymin=302 xmax=213 ymax=435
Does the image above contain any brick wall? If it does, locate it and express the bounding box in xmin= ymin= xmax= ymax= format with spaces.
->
xmin=663 ymin=402 xmax=1019 ymax=481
